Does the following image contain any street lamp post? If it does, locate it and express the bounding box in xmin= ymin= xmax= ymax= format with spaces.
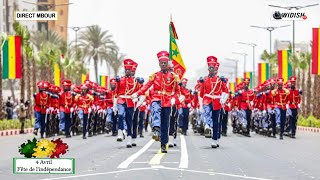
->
xmin=238 ymin=42 xmax=257 ymax=87
xmin=225 ymin=58 xmax=239 ymax=80
xmin=268 ymin=3 xmax=319 ymax=55
xmin=232 ymin=52 xmax=247 ymax=73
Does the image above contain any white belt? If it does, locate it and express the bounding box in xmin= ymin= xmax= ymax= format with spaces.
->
xmin=119 ymin=95 xmax=132 ymax=99
xmin=204 ymin=94 xmax=221 ymax=99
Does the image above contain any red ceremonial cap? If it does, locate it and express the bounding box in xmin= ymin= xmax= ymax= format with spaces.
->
xmin=81 ymin=84 xmax=88 ymax=90
xmin=62 ymin=79 xmax=72 ymax=87
xmin=207 ymin=56 xmax=218 ymax=67
xmin=289 ymin=76 xmax=296 ymax=82
xmin=37 ymin=81 xmax=43 ymax=88
xmin=124 ymin=59 xmax=134 ymax=70
xmin=132 ymin=61 xmax=138 ymax=71
xmin=181 ymin=78 xmax=188 ymax=84
xmin=215 ymin=62 xmax=220 ymax=70
xmin=43 ymin=82 xmax=50 ymax=89
xmin=157 ymin=51 xmax=170 ymax=62
xmin=269 ymin=78 xmax=276 ymax=84
xmin=73 ymin=86 xmax=81 ymax=94
xmin=264 ymin=80 xmax=270 ymax=86
xmin=277 ymin=78 xmax=284 ymax=84
xmin=110 ymin=78 xmax=117 ymax=84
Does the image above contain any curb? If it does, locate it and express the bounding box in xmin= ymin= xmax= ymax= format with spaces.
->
xmin=297 ymin=126 xmax=320 ymax=133
xmin=0 ymin=128 xmax=34 ymax=137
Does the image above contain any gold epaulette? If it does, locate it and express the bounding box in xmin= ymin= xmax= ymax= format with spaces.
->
xmin=149 ymin=73 xmax=156 ymax=81
xmin=171 ymin=72 xmax=180 ymax=81
xmin=88 ymin=94 xmax=94 ymax=101
xmin=271 ymin=89 xmax=277 ymax=96
xmin=284 ymin=88 xmax=290 ymax=95
xmin=75 ymin=94 xmax=80 ymax=101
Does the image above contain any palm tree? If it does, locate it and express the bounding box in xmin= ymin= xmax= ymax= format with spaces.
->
xmin=108 ymin=51 xmax=125 ymax=77
xmin=13 ymin=22 xmax=31 ymax=101
xmin=30 ymin=29 xmax=64 ymax=51
xmin=260 ymin=50 xmax=277 ymax=77
xmin=304 ymin=51 xmax=312 ymax=116
xmin=78 ymin=25 xmax=118 ymax=83
xmin=298 ymin=53 xmax=308 ymax=116
xmin=37 ymin=42 xmax=61 ymax=83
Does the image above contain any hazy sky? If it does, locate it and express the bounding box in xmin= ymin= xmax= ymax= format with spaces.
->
xmin=68 ymin=0 xmax=320 ymax=84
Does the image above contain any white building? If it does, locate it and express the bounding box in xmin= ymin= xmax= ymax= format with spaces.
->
xmin=14 ymin=0 xmax=37 ymax=32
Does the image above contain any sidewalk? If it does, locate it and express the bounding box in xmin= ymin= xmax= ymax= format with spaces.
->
xmin=0 ymin=128 xmax=33 ymax=136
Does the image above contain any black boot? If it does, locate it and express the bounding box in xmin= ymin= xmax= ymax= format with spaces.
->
xmin=161 ymin=144 xmax=167 ymax=153
xmin=33 ymin=128 xmax=38 ymax=135
xmin=152 ymin=127 xmax=161 ymax=141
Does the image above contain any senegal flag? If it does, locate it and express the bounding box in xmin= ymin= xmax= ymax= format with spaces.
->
xmin=169 ymin=21 xmax=186 ymax=79
xmin=278 ymin=50 xmax=292 ymax=82
xmin=2 ymin=35 xmax=22 ymax=79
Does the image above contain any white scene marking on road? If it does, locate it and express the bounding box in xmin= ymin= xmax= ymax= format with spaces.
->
xmin=179 ymin=135 xmax=189 ymax=169
xmin=39 ymin=166 xmax=272 ymax=180
xmin=117 ymin=139 xmax=155 ymax=169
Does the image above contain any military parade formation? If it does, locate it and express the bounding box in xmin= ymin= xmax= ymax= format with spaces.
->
xmin=33 ymin=51 xmax=302 ymax=153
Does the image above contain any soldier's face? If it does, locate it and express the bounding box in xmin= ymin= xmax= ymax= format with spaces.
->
xmin=125 ymin=69 xmax=131 ymax=76
xmin=159 ymin=61 xmax=168 ymax=71
xmin=110 ymin=84 xmax=116 ymax=90
xmin=208 ymin=66 xmax=216 ymax=75
xmin=182 ymin=83 xmax=187 ymax=88
xmin=64 ymin=87 xmax=70 ymax=92
xmin=278 ymin=84 xmax=283 ymax=89
xmin=270 ymin=84 xmax=275 ymax=89
xmin=244 ymin=84 xmax=249 ymax=90
xmin=291 ymin=83 xmax=296 ymax=89
xmin=131 ymin=70 xmax=135 ymax=77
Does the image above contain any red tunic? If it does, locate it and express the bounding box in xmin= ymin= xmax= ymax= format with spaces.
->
xmin=75 ymin=94 xmax=94 ymax=114
xmin=137 ymin=71 xmax=180 ymax=108
xmin=34 ymin=92 xmax=50 ymax=114
xmin=199 ymin=76 xmax=228 ymax=110
xmin=272 ymin=88 xmax=290 ymax=110
xmin=116 ymin=76 xmax=139 ymax=108
xmin=59 ymin=91 xmax=75 ymax=113
xmin=238 ymin=89 xmax=255 ymax=110
xmin=287 ymin=89 xmax=301 ymax=109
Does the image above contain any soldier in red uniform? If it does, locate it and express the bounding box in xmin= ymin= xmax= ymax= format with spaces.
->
xmin=75 ymin=84 xmax=94 ymax=139
xmin=105 ymin=78 xmax=118 ymax=136
xmin=59 ymin=80 xmax=75 ymax=138
xmin=199 ymin=56 xmax=229 ymax=148
xmin=265 ymin=79 xmax=277 ymax=137
xmin=33 ymin=81 xmax=51 ymax=138
xmin=133 ymin=51 xmax=180 ymax=153
xmin=237 ymin=78 xmax=255 ymax=137
xmin=272 ymin=78 xmax=290 ymax=140
xmin=222 ymin=90 xmax=232 ymax=136
xmin=114 ymin=59 xmax=140 ymax=148
xmin=287 ymin=76 xmax=302 ymax=138
xmin=47 ymin=85 xmax=60 ymax=137
xmin=178 ymin=78 xmax=192 ymax=135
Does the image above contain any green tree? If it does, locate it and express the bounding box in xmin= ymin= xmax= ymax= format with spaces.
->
xmin=78 ymin=25 xmax=118 ymax=83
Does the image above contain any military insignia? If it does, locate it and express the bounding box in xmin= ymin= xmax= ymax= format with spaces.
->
xmin=167 ymin=77 xmax=170 ymax=81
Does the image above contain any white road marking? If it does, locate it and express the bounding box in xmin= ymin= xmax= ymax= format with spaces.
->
xmin=163 ymin=162 xmax=179 ymax=164
xmin=132 ymin=161 xmax=149 ymax=164
xmin=117 ymin=139 xmax=155 ymax=169
xmin=179 ymin=135 xmax=188 ymax=169
xmin=39 ymin=166 xmax=272 ymax=180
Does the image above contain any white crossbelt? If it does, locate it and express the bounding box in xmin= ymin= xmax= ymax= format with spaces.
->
xmin=119 ymin=95 xmax=132 ymax=99
xmin=204 ymin=94 xmax=221 ymax=99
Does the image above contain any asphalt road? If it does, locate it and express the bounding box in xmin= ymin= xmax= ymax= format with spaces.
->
xmin=1 ymin=127 xmax=320 ymax=180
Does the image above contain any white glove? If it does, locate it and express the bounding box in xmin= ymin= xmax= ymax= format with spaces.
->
xmin=250 ymin=101 xmax=254 ymax=106
xmin=136 ymin=95 xmax=146 ymax=108
xmin=199 ymin=106 xmax=204 ymax=113
xmin=187 ymin=103 xmax=191 ymax=108
xmin=113 ymin=105 xmax=118 ymax=113
xmin=179 ymin=95 xmax=185 ymax=103
xmin=263 ymin=110 xmax=266 ymax=115
xmin=92 ymin=105 xmax=96 ymax=111
xmin=147 ymin=105 xmax=150 ymax=110
xmin=131 ymin=92 xmax=138 ymax=99
xmin=286 ymin=104 xmax=290 ymax=109
xmin=70 ymin=107 xmax=74 ymax=113
xmin=142 ymin=102 xmax=146 ymax=106
xmin=298 ymin=104 xmax=301 ymax=109
xmin=228 ymin=103 xmax=231 ymax=107
xmin=46 ymin=109 xmax=50 ymax=113
xmin=220 ymin=92 xmax=229 ymax=104
xmin=171 ymin=98 xmax=176 ymax=106
xmin=88 ymin=108 xmax=92 ymax=114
